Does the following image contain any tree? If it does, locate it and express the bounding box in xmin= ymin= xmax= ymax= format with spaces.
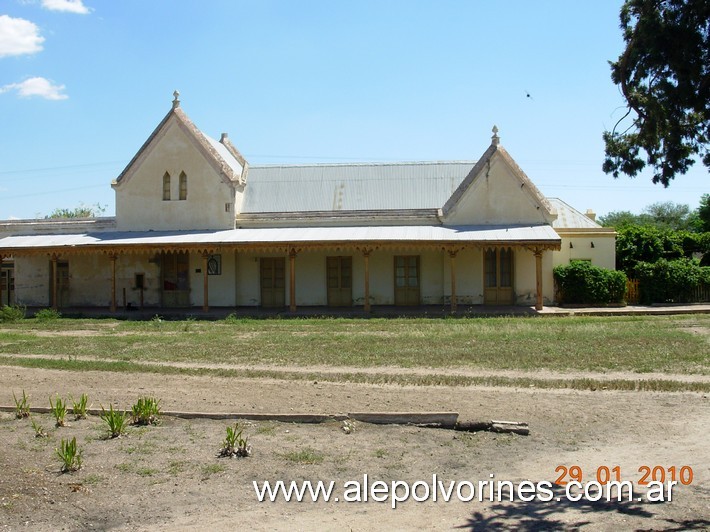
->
xmin=599 ymin=201 xmax=695 ymax=230
xmin=698 ymin=193 xmax=710 ymax=232
xmin=641 ymin=201 xmax=696 ymax=230
xmin=45 ymin=203 xmax=106 ymax=219
xmin=603 ymin=0 xmax=710 ymax=186
xmin=598 ymin=210 xmax=652 ymax=228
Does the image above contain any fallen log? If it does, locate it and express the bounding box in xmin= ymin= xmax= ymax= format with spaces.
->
xmin=456 ymin=419 xmax=529 ymax=436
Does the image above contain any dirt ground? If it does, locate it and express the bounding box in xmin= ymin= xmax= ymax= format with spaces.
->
xmin=0 ymin=366 xmax=708 ymax=531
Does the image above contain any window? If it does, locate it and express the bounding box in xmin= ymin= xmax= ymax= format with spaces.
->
xmin=484 ymin=249 xmax=497 ymax=288
xmin=179 ymin=171 xmax=187 ymax=200
xmin=134 ymin=273 xmax=145 ymax=289
xmin=162 ymin=172 xmax=171 ymax=201
xmin=207 ymin=255 xmax=221 ymax=275
xmin=499 ymin=247 xmax=513 ymax=288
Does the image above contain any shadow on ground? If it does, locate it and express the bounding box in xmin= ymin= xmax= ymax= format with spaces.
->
xmin=456 ymin=483 xmax=710 ymax=531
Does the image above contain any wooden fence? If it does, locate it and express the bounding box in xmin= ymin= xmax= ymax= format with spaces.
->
xmin=626 ymin=279 xmax=640 ymax=304
xmin=626 ymin=279 xmax=710 ymax=304
xmin=691 ymin=283 xmax=710 ymax=302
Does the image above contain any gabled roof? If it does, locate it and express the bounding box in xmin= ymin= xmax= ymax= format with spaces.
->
xmin=548 ymin=198 xmax=604 ymax=229
xmin=112 ymin=96 xmax=245 ymax=188
xmin=440 ymin=137 xmax=555 ymax=222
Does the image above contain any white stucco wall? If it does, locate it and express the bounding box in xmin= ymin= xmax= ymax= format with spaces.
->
xmin=442 ymin=248 xmax=484 ymax=305
xmin=420 ymin=251 xmax=444 ymax=305
xmin=114 ymin=120 xmax=236 ymax=231
xmin=443 ymin=156 xmax=551 ymax=226
xmin=13 ymin=256 xmax=50 ymax=307
xmin=114 ymin=254 xmax=162 ymax=308
xmin=552 ymin=233 xmax=617 ymax=270
xmin=234 ymin=252 xmax=258 ymax=306
xmin=189 ymin=251 xmax=237 ymax=307
xmin=13 ymin=254 xmax=165 ymax=308
xmin=294 ymin=252 xmax=326 ymax=306
xmin=513 ymin=249 xmax=555 ymax=305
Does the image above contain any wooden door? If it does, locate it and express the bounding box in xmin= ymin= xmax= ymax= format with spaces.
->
xmin=484 ymin=248 xmax=514 ymax=305
xmin=260 ymin=258 xmax=286 ymax=308
xmin=162 ymin=252 xmax=190 ymax=307
xmin=394 ymin=256 xmax=420 ymax=306
xmin=1 ymin=263 xmax=15 ymax=306
xmin=57 ymin=262 xmax=70 ymax=307
xmin=49 ymin=261 xmax=70 ymax=308
xmin=327 ymin=256 xmax=352 ymax=307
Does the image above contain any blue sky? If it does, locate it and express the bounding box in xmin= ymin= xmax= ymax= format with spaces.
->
xmin=0 ymin=0 xmax=707 ymax=220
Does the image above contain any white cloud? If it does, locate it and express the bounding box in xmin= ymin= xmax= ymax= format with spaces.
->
xmin=0 ymin=15 xmax=44 ymax=57
xmin=0 ymin=77 xmax=68 ymax=100
xmin=41 ymin=0 xmax=91 ymax=14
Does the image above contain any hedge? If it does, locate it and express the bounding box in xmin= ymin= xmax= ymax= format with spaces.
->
xmin=633 ymin=258 xmax=710 ymax=304
xmin=553 ymin=261 xmax=627 ymax=305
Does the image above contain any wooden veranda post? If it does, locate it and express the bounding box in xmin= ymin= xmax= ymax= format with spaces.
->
xmin=202 ymin=252 xmax=209 ymax=312
xmin=109 ymin=253 xmax=117 ymax=312
xmin=448 ymin=249 xmax=458 ymax=312
xmin=534 ymin=249 xmax=543 ymax=311
xmin=0 ymin=258 xmax=4 ymax=307
xmin=289 ymin=248 xmax=297 ymax=313
xmin=51 ymin=255 xmax=58 ymax=309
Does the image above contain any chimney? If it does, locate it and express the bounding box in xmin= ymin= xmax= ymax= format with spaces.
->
xmin=585 ymin=209 xmax=596 ymax=221
xmin=220 ymin=133 xmax=228 ymax=144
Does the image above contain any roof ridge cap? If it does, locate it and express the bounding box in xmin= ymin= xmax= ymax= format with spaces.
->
xmin=249 ymin=160 xmax=478 ymax=169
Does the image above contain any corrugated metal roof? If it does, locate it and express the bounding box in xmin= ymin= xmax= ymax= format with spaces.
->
xmin=242 ymin=162 xmax=476 ymax=213
xmin=204 ymin=135 xmax=243 ymax=177
xmin=0 ymin=224 xmax=559 ymax=250
xmin=548 ymin=198 xmax=601 ymax=229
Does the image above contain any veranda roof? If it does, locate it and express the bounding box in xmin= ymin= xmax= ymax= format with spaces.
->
xmin=0 ymin=225 xmax=560 ymax=255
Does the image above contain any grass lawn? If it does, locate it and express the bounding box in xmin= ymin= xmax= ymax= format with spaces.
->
xmin=0 ymin=314 xmax=708 ymax=378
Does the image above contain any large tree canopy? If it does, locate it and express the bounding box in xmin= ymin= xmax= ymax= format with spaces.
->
xmin=599 ymin=200 xmax=699 ymax=230
xmin=603 ymin=0 xmax=709 ymax=186
xmin=698 ymin=193 xmax=710 ymax=232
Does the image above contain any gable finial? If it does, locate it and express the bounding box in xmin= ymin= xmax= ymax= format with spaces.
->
xmin=172 ymin=90 xmax=180 ymax=109
xmin=491 ymin=125 xmax=500 ymax=146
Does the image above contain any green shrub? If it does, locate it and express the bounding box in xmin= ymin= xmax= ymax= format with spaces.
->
xmin=0 ymin=304 xmax=26 ymax=323
xmin=35 ymin=308 xmax=62 ymax=321
xmin=634 ymin=258 xmax=710 ymax=304
xmin=614 ymin=225 xmax=699 ymax=275
xmin=554 ymin=261 xmax=627 ymax=305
